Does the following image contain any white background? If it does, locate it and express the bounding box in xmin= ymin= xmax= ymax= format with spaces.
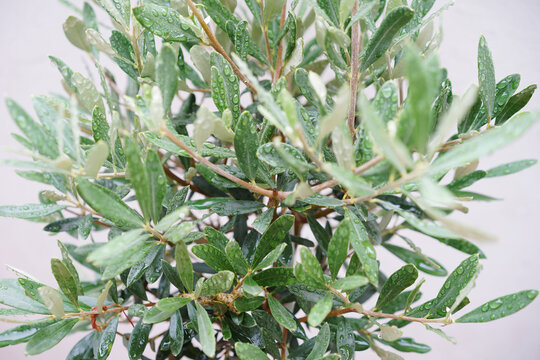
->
xmin=0 ymin=0 xmax=539 ymax=359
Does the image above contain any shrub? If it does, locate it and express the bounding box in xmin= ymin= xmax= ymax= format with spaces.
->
xmin=0 ymin=0 xmax=538 ymax=359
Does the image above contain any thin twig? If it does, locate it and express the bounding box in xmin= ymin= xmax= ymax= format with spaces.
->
xmin=185 ymin=0 xmax=258 ymax=94
xmin=347 ymin=0 xmax=361 ymax=136
xmin=272 ymin=4 xmax=288 ymax=84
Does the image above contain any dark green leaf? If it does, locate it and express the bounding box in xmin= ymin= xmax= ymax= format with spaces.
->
xmin=133 ymin=3 xmax=199 ymax=44
xmin=128 ymin=320 xmax=151 ymax=360
xmin=375 ymin=265 xmax=418 ymax=310
xmin=170 ymin=310 xmax=184 ymax=356
xmin=360 ymin=6 xmax=414 ymax=70
xmin=200 ymin=271 xmax=235 ymax=296
xmin=457 ymin=289 xmax=538 ymax=323
xmin=51 ymin=258 xmax=79 ymax=308
xmin=336 ymin=317 xmax=354 ymax=360
xmin=252 ymin=267 xmax=296 ymax=287
xmin=252 ymin=214 xmax=294 ymax=267
xmin=478 ymin=36 xmax=496 ymax=119
xmin=109 ymin=30 xmax=138 ymax=80
xmin=145 ymin=150 xmax=167 ymax=223
xmin=195 ymin=302 xmax=215 ymax=357
xmin=96 ymin=316 xmax=118 ymax=360
xmin=383 ymin=243 xmax=447 ymax=276
xmin=192 ymin=244 xmax=234 ymax=272
xmin=234 ymin=112 xmax=260 ymax=181
xmin=0 ymin=320 xmax=57 ymax=347
xmin=297 ymin=247 xmax=326 ymax=288
xmin=25 ymin=319 xmax=78 ymax=355
xmin=306 ymin=323 xmax=331 ymax=360
xmin=495 ymin=84 xmax=537 ymax=125
xmin=125 ymin=137 xmax=152 ymax=222
xmin=210 ymin=52 xmax=241 ymax=123
xmin=327 ymin=219 xmax=350 ymax=281
xmin=267 ymin=295 xmax=297 ymax=332
xmin=347 ymin=209 xmax=379 ymax=286
xmin=379 ymin=337 xmax=431 ymax=353
xmin=175 ymin=241 xmax=194 ymax=292
xmin=212 ymin=200 xmax=265 ymax=216
xmin=225 ymin=240 xmax=250 ymax=275
xmin=235 ymin=342 xmax=269 ymax=360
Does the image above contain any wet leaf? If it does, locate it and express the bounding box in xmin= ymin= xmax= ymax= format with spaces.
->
xmin=478 ymin=36 xmax=496 ymax=120
xmin=376 ymin=265 xmax=418 ymax=310
xmin=195 ymin=302 xmax=215 ymax=357
xmin=25 ymin=319 xmax=78 ymax=355
xmin=267 ymin=295 xmax=297 ymax=332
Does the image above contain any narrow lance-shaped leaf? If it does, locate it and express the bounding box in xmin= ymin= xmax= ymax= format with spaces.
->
xmin=170 ymin=310 xmax=184 ymax=356
xmin=346 ymin=209 xmax=379 ymax=286
xmin=125 ymin=137 xmax=152 ymax=222
xmin=211 ymin=52 xmax=241 ymax=124
xmin=234 ymin=111 xmax=260 ymax=181
xmin=0 ymin=320 xmax=57 ymax=348
xmin=327 ymin=219 xmax=350 ymax=281
xmin=457 ymin=289 xmax=538 ymax=323
xmin=267 ymin=295 xmax=297 ymax=332
xmin=428 ymin=254 xmax=481 ymax=318
xmin=0 ymin=204 xmax=66 ymax=220
xmin=478 ymin=36 xmax=496 ymax=120
xmin=495 ymin=84 xmax=537 ymax=125
xmin=76 ymin=179 xmax=144 ymax=228
xmin=191 ymin=244 xmax=234 ymax=272
xmin=175 ymin=241 xmax=194 ymax=292
xmin=252 ymin=214 xmax=294 ymax=267
xmin=51 ymin=258 xmax=79 ymax=308
xmin=360 ymin=6 xmax=415 ymax=70
xmin=235 ymin=342 xmax=270 ymax=360
xmin=95 ymin=316 xmax=118 ymax=360
xmin=383 ymin=243 xmax=447 ymax=277
xmin=127 ymin=320 xmax=151 ymax=360
xmin=485 ymin=159 xmax=537 ymax=178
xmin=156 ymin=45 xmax=179 ymax=112
xmin=25 ymin=319 xmax=78 ymax=355
xmin=306 ymin=323 xmax=331 ymax=360
xmin=145 ymin=150 xmax=167 ymax=223
xmin=37 ymin=286 xmax=64 ymax=318
xmin=225 ymin=240 xmax=250 ymax=276
xmin=375 ymin=265 xmax=418 ymax=310
xmin=195 ymin=302 xmax=216 ymax=357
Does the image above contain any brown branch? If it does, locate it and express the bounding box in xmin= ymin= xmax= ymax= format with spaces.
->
xmin=185 ymin=0 xmax=258 ymax=94
xmin=161 ymin=126 xmax=286 ymax=200
xmin=272 ymin=4 xmax=288 ymax=84
xmin=347 ymin=0 xmax=361 ymax=136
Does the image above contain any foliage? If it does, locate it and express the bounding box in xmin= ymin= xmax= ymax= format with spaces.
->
xmin=1 ymin=0 xmax=538 ymax=359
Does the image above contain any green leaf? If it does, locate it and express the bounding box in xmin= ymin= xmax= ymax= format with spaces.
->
xmin=306 ymin=323 xmax=331 ymax=360
xmin=143 ymin=306 xmax=175 ymax=324
xmin=336 ymin=316 xmax=354 ymax=360
xmin=0 ymin=204 xmax=66 ymax=219
xmin=170 ymin=310 xmax=184 ymax=356
xmin=125 ymin=137 xmax=152 ymax=222
xmin=360 ymin=6 xmax=414 ymax=70
xmin=308 ymin=292 xmax=333 ymax=327
xmin=434 ymin=237 xmax=486 ymax=259
xmin=212 ymin=200 xmax=265 ymax=216
xmin=175 ymin=240 xmax=194 ymax=292
xmin=156 ymin=297 xmax=191 ymax=312
xmin=375 ymin=265 xmax=418 ymax=310
xmin=88 ymin=229 xmax=149 ymax=266
xmin=327 ymin=219 xmax=350 ymax=281
xmin=144 ymin=131 xmax=236 ymax=159
xmin=84 ymin=140 xmax=109 ymax=178
xmin=429 ymin=111 xmax=539 ymax=175
xmin=257 ymin=142 xmax=311 ymax=177
xmin=25 ymin=319 xmax=78 ymax=355
xmin=254 ymin=243 xmax=288 ymax=271
xmin=0 ymin=279 xmax=49 ymax=314
xmin=486 ymin=159 xmax=537 ymax=178
xmin=145 ymin=150 xmax=167 ymax=223
xmin=495 ymin=84 xmax=537 ymax=125
xmin=332 ymin=275 xmax=369 ymax=291
xmin=429 ymin=254 xmax=481 ymax=318
xmin=379 ymin=336 xmax=431 ymax=354
xmin=267 ymin=295 xmax=297 ymax=332
xmin=128 ymin=320 xmax=151 ymax=360
xmin=97 ymin=0 xmax=130 ymax=28
xmin=0 ymin=320 xmax=57 ymax=348
xmin=161 ymin=259 xmax=184 ymax=291
xmin=192 ymin=244 xmax=234 ymax=272
xmin=297 ymin=247 xmax=326 ymax=288
xmin=358 ymin=95 xmax=412 ymax=174
xmin=72 ymin=72 xmax=106 ymax=113
xmin=195 ymin=302 xmax=216 ymax=357
xmin=383 ymin=243 xmax=447 ymax=276
xmin=234 ymin=112 xmax=260 ymax=181
xmin=156 ymin=45 xmax=179 ymax=112
xmin=96 ymin=316 xmax=118 ymax=360
xmin=133 ymin=3 xmax=199 ymax=44
xmin=252 ymin=214 xmax=295 ymax=267
xmin=234 ymin=296 xmax=265 ymax=312
xmin=101 ymin=240 xmax=156 ymax=280
xmin=373 ymin=81 xmax=399 ymax=123
xmin=457 ymin=289 xmax=538 ymax=323
xmin=51 ymin=258 xmax=79 ymax=308
xmin=235 ymin=342 xmax=270 ymax=360
xmin=225 ymin=240 xmax=250 ymax=276
xmin=252 ymin=267 xmax=296 ymax=287
xmin=447 ymin=170 xmax=486 ymax=190
xmin=346 ymin=209 xmax=379 ymax=286
xmin=478 ymin=36 xmax=496 ymax=119
xmin=109 ymin=30 xmax=138 ymax=80
xmin=210 ymin=52 xmax=241 ymax=123
xmin=63 ymin=16 xmax=90 ymax=52
xmin=200 ymin=271 xmax=235 ymax=296
xmin=76 ymin=179 xmax=144 ymax=228
xmin=6 ymin=98 xmax=58 ymax=159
